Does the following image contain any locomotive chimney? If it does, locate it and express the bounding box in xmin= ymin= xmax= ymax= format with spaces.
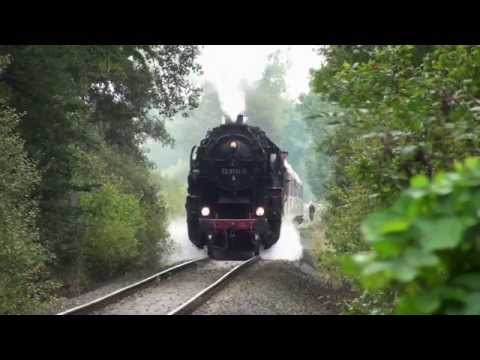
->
xmin=236 ymin=112 xmax=248 ymax=125
xmin=223 ymin=115 xmax=233 ymax=125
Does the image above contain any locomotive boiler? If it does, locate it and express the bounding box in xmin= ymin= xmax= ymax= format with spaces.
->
xmin=185 ymin=114 xmax=303 ymax=259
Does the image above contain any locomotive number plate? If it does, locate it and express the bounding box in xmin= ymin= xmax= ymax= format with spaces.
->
xmin=221 ymin=168 xmax=247 ymax=175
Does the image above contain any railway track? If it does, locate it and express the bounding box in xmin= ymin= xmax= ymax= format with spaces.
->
xmin=57 ymin=256 xmax=259 ymax=315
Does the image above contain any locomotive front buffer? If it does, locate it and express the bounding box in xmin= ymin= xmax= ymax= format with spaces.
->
xmin=198 ymin=216 xmax=270 ymax=256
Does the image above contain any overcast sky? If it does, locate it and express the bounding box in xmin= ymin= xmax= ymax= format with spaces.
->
xmin=196 ymin=45 xmax=323 ymax=117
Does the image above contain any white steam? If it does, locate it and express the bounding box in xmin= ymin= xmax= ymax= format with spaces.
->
xmin=166 ymin=218 xmax=303 ymax=263
xmin=167 ymin=217 xmax=206 ymax=263
xmin=261 ymin=221 xmax=303 ymax=261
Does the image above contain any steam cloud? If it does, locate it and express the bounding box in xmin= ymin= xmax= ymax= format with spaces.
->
xmin=166 ymin=217 xmax=303 ymax=263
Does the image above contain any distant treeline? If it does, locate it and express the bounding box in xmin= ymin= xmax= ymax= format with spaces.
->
xmin=146 ymin=50 xmax=316 ymax=207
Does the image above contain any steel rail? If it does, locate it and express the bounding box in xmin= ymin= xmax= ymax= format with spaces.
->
xmin=57 ymin=257 xmax=209 ymax=315
xmin=168 ymin=256 xmax=259 ymax=315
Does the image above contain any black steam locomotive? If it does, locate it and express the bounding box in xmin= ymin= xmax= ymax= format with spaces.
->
xmin=186 ymin=114 xmax=303 ymax=259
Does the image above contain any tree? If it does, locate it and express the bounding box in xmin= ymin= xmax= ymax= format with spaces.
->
xmin=167 ymin=80 xmax=225 ymax=151
xmin=0 ymin=46 xmax=202 ymax=294
xmin=79 ymin=183 xmax=145 ymax=278
xmin=298 ymin=93 xmax=337 ymax=199
xmin=0 ymin=45 xmax=201 ymax=192
xmin=0 ymin=99 xmax=56 ymax=314
xmin=344 ymin=158 xmax=480 ymax=314
xmin=146 ymin=80 xmax=225 ymax=177
xmin=243 ymin=50 xmax=314 ymax=197
xmin=243 ymin=50 xmax=290 ymax=144
xmin=307 ymin=45 xmax=480 ymax=313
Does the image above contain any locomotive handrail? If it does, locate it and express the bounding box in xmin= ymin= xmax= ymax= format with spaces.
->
xmin=190 ymin=145 xmax=197 ymax=169
xmin=246 ymin=126 xmax=268 ymax=158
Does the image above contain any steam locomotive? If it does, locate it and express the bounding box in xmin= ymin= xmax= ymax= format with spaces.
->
xmin=186 ymin=114 xmax=303 ymax=259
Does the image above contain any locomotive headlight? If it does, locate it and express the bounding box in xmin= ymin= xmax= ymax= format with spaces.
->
xmin=255 ymin=207 xmax=265 ymax=217
xmin=201 ymin=207 xmax=210 ymax=217
xmin=229 ymin=141 xmax=238 ymax=149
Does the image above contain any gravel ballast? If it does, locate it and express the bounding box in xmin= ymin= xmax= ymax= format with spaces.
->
xmin=52 ymin=220 xmax=354 ymax=315
xmin=192 ymin=260 xmax=353 ymax=315
xmin=91 ymin=261 xmax=239 ymax=315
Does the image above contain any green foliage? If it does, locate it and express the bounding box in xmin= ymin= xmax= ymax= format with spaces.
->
xmin=0 ymin=46 xmax=201 ymax=306
xmin=344 ymin=157 xmax=480 ymax=314
xmin=79 ymin=184 xmax=144 ymax=277
xmin=244 ymin=50 xmax=290 ymax=145
xmin=343 ymin=290 xmax=395 ymax=315
xmin=167 ymin=81 xmax=225 ymax=149
xmin=152 ymin=172 xmax=187 ymax=218
xmin=244 ymin=50 xmax=312 ymax=197
xmin=145 ymin=81 xmax=224 ymax=177
xmin=313 ymin=45 xmax=480 ymax=193
xmin=306 ymin=45 xmax=480 ymax=313
xmin=136 ymin=191 xmax=172 ymax=268
xmin=0 ymin=45 xmax=201 ymax=207
xmin=60 ymin=145 xmax=174 ymax=287
xmin=0 ymin=101 xmax=57 ymax=314
xmin=298 ymin=93 xmax=337 ymax=199
xmin=134 ymin=173 xmax=172 ymax=268
xmin=309 ymin=45 xmax=480 ymax=250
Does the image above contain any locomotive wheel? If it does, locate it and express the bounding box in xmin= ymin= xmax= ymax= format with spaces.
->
xmin=187 ymin=219 xmax=203 ymax=247
xmin=207 ymin=244 xmax=213 ymax=257
xmin=207 ymin=245 xmax=222 ymax=259
xmin=253 ymin=238 xmax=260 ymax=256
xmin=261 ymin=217 xmax=281 ymax=250
xmin=270 ymin=218 xmax=281 ymax=241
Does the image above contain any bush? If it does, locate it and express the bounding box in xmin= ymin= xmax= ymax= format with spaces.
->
xmin=343 ymin=290 xmax=395 ymax=315
xmin=152 ymin=172 xmax=187 ymax=218
xmin=304 ymin=46 xmax=480 ymax=313
xmin=0 ymin=46 xmax=201 ymax=303
xmin=136 ymin=182 xmax=173 ymax=268
xmin=344 ymin=157 xmax=480 ymax=314
xmin=309 ymin=46 xmax=480 ymax=255
xmin=79 ymin=184 xmax=145 ymax=278
xmin=0 ymin=102 xmax=57 ymax=314
xmin=99 ymin=152 xmax=174 ymax=268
